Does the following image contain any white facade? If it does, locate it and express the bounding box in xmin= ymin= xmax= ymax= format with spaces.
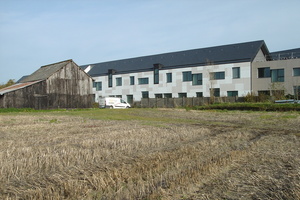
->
xmin=92 ymin=61 xmax=252 ymax=102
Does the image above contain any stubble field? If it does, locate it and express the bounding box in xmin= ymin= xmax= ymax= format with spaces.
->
xmin=0 ymin=108 xmax=299 ymax=199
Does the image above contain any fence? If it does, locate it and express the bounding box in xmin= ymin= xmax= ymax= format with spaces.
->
xmin=134 ymin=97 xmax=245 ymax=108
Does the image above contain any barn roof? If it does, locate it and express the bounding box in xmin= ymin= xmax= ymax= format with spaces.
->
xmin=20 ymin=59 xmax=73 ymax=83
xmin=0 ymin=80 xmax=42 ymax=95
xmin=82 ymin=40 xmax=269 ymax=77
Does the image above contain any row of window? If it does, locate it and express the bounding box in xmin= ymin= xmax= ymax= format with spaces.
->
xmin=258 ymin=67 xmax=300 ymax=82
xmin=140 ymin=90 xmax=238 ymax=99
xmin=98 ymin=67 xmax=241 ymax=89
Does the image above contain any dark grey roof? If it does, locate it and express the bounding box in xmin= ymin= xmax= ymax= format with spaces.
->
xmin=269 ymin=48 xmax=300 ymax=60
xmin=20 ymin=60 xmax=72 ymax=83
xmin=16 ymin=75 xmax=29 ymax=83
xmin=83 ymin=40 xmax=269 ymax=77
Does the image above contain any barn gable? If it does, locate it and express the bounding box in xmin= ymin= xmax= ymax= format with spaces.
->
xmin=0 ymin=60 xmax=93 ymax=109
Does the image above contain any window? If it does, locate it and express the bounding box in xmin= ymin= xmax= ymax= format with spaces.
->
xmin=164 ymin=93 xmax=172 ymax=98
xmin=196 ymin=92 xmax=203 ymax=97
xmin=92 ymin=81 xmax=96 ymax=88
xmin=232 ymin=67 xmax=240 ymax=79
xmin=258 ymin=67 xmax=270 ymax=78
xmin=155 ymin=94 xmax=163 ymax=98
xmin=192 ymin=73 xmax=203 ymax=85
xmin=227 ymin=91 xmax=238 ymax=97
xmin=130 ymin=76 xmax=135 ymax=85
xmin=271 ymin=69 xmax=284 ymax=82
xmin=142 ymin=91 xmax=149 ymax=98
xmin=116 ymin=77 xmax=122 ymax=86
xmin=95 ymin=82 xmax=102 ymax=91
xmin=294 ymin=86 xmax=300 ymax=99
xmin=116 ymin=95 xmax=122 ymax=98
xmin=210 ymin=72 xmax=225 ymax=80
xmin=178 ymin=93 xmax=187 ymax=98
xmin=127 ymin=95 xmax=133 ymax=104
xmin=182 ymin=71 xmax=192 ymax=81
xmin=166 ymin=73 xmax=172 ymax=83
xmin=154 ymin=68 xmax=159 ymax=84
xmin=210 ymin=88 xmax=220 ymax=97
xmin=138 ymin=78 xmax=149 ymax=84
xmin=293 ymin=68 xmax=300 ymax=76
xmin=108 ymin=73 xmax=113 ymax=87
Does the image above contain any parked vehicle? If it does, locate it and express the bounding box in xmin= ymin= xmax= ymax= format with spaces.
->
xmin=274 ymin=99 xmax=300 ymax=104
xmin=98 ymin=97 xmax=131 ymax=109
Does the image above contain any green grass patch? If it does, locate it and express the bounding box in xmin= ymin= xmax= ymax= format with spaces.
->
xmin=192 ymin=102 xmax=300 ymax=112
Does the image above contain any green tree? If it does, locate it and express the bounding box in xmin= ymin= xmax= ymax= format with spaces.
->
xmin=0 ymin=79 xmax=15 ymax=89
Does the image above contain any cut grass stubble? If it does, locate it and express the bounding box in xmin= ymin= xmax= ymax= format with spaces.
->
xmin=0 ymin=109 xmax=299 ymax=199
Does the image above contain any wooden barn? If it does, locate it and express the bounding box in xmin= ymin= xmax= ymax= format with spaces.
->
xmin=0 ymin=60 xmax=94 ymax=109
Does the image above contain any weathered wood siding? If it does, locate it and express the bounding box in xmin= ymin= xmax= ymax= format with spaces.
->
xmin=0 ymin=81 xmax=47 ymax=109
xmin=46 ymin=62 xmax=93 ymax=109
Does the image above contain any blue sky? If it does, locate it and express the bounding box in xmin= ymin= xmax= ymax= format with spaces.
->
xmin=1 ymin=0 xmax=300 ymax=84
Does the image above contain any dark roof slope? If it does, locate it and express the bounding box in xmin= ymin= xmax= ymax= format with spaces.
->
xmin=84 ymin=40 xmax=269 ymax=77
xmin=20 ymin=60 xmax=72 ymax=83
xmin=269 ymin=48 xmax=300 ymax=60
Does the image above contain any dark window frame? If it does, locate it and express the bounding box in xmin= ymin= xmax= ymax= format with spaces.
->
xmin=182 ymin=71 xmax=192 ymax=82
xmin=116 ymin=77 xmax=122 ymax=86
xmin=166 ymin=73 xmax=172 ymax=83
xmin=232 ymin=67 xmax=240 ymax=79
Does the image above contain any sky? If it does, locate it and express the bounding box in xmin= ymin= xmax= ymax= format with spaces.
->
xmin=1 ymin=0 xmax=300 ymax=84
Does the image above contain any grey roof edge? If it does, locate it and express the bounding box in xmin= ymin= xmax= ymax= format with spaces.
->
xmin=250 ymin=40 xmax=270 ymax=62
xmin=20 ymin=59 xmax=73 ymax=83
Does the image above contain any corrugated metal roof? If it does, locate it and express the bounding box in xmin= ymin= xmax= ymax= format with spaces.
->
xmin=20 ymin=59 xmax=72 ymax=83
xmin=82 ymin=40 xmax=269 ymax=77
xmin=0 ymin=80 xmax=42 ymax=95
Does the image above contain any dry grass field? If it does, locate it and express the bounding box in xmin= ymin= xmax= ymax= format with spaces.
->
xmin=0 ymin=108 xmax=299 ymax=200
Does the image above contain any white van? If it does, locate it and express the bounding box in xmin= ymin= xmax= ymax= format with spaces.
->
xmin=98 ymin=97 xmax=131 ymax=109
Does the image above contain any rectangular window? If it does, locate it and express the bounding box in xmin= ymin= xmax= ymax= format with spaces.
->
xmin=210 ymin=88 xmax=220 ymax=97
xmin=166 ymin=73 xmax=172 ymax=83
xmin=293 ymin=68 xmax=300 ymax=76
xmin=271 ymin=69 xmax=284 ymax=82
xmin=178 ymin=93 xmax=187 ymax=98
xmin=127 ymin=95 xmax=133 ymax=104
xmin=95 ymin=82 xmax=102 ymax=91
xmin=130 ymin=76 xmax=135 ymax=85
xmin=164 ymin=93 xmax=172 ymax=98
xmin=258 ymin=67 xmax=270 ymax=78
xmin=294 ymin=86 xmax=300 ymax=99
xmin=154 ymin=68 xmax=159 ymax=84
xmin=232 ymin=67 xmax=240 ymax=79
xmin=155 ymin=94 xmax=163 ymax=98
xmin=108 ymin=74 xmax=113 ymax=87
xmin=192 ymin=73 xmax=203 ymax=85
xmin=138 ymin=78 xmax=149 ymax=84
xmin=92 ymin=81 xmax=96 ymax=88
xmin=196 ymin=92 xmax=203 ymax=97
xmin=227 ymin=91 xmax=238 ymax=97
xmin=182 ymin=71 xmax=192 ymax=81
xmin=116 ymin=77 xmax=122 ymax=86
xmin=142 ymin=91 xmax=149 ymax=98
xmin=210 ymin=72 xmax=225 ymax=80
xmin=116 ymin=95 xmax=122 ymax=98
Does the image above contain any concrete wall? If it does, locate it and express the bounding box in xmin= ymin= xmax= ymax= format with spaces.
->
xmin=252 ymin=58 xmax=300 ymax=96
xmin=92 ymin=62 xmax=252 ymax=102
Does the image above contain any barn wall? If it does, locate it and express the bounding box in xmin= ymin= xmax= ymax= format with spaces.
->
xmin=46 ymin=62 xmax=93 ymax=108
xmin=0 ymin=81 xmax=47 ymax=109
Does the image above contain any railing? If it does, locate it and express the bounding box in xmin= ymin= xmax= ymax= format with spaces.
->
xmin=266 ymin=51 xmax=300 ymax=61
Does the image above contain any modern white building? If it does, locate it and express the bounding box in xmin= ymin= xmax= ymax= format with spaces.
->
xmin=81 ymin=40 xmax=300 ymax=104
